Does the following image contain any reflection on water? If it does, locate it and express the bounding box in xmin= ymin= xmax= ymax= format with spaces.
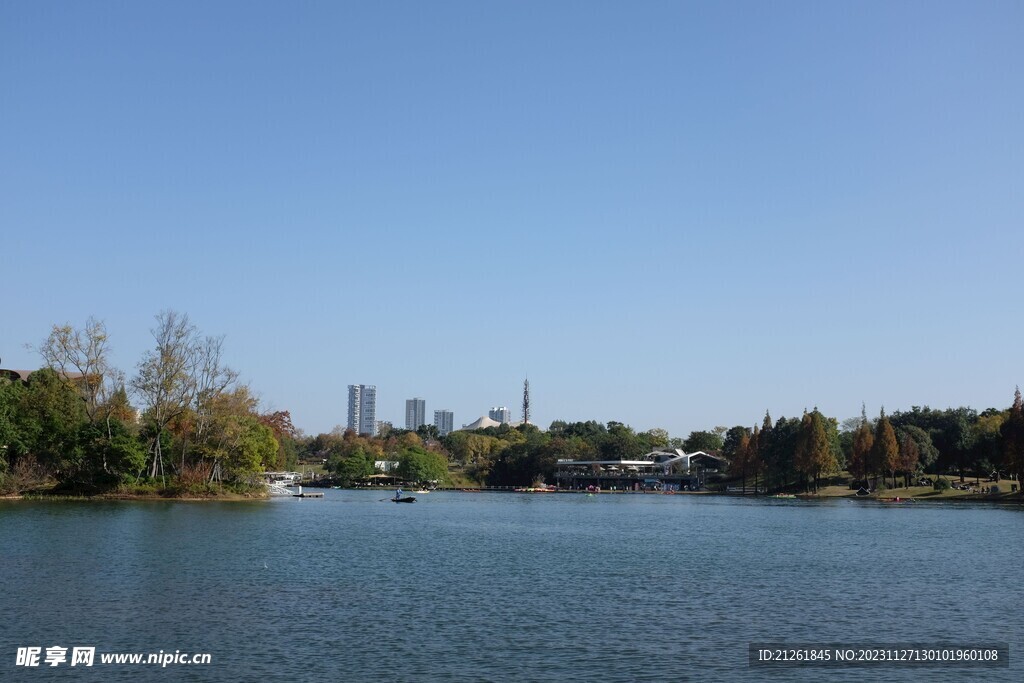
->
xmin=2 ymin=492 xmax=1021 ymax=681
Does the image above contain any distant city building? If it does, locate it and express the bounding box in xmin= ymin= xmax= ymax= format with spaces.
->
xmin=488 ymin=406 xmax=511 ymax=424
xmin=406 ymin=398 xmax=426 ymax=431
xmin=434 ymin=410 xmax=454 ymax=436
xmin=347 ymin=384 xmax=377 ymax=436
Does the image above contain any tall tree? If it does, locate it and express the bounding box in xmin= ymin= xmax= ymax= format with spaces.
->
xmin=37 ymin=317 xmax=112 ymax=424
xmin=850 ymin=405 xmax=874 ymax=485
xmin=131 ymin=311 xmax=198 ymax=481
xmin=899 ymin=435 xmax=920 ymax=487
xmin=795 ymin=409 xmax=837 ymax=492
xmin=871 ymin=408 xmax=900 ymax=489
xmin=758 ymin=412 xmax=774 ymax=491
xmin=187 ymin=335 xmax=238 ymax=471
xmin=16 ymin=368 xmax=86 ymax=479
xmin=1000 ymin=388 xmax=1024 ymax=488
xmin=728 ymin=431 xmax=752 ymax=493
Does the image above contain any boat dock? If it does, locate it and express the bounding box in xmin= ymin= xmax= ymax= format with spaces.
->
xmin=292 ymin=486 xmax=323 ymax=499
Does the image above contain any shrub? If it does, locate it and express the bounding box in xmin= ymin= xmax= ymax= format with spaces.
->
xmin=933 ymin=477 xmax=951 ymax=491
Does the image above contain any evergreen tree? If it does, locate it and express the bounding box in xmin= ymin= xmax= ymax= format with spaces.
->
xmin=758 ymin=411 xmax=774 ymax=492
xmin=1000 ymin=387 xmax=1024 ymax=488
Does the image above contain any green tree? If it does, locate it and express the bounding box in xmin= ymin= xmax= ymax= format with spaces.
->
xmin=397 ymin=446 xmax=447 ymax=485
xmin=641 ymin=428 xmax=670 ymax=449
xmin=683 ymin=430 xmax=725 ymax=453
xmin=599 ymin=422 xmax=645 ymax=460
xmin=757 ymin=412 xmax=774 ymax=491
xmin=227 ymin=417 xmax=278 ymax=478
xmin=1000 ymin=388 xmax=1024 ymax=487
xmin=0 ymin=379 xmax=25 ymax=471
xmin=18 ymin=368 xmax=86 ymax=479
xmin=764 ymin=416 xmax=800 ymax=492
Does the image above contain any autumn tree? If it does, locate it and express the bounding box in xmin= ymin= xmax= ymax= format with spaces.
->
xmin=899 ymin=435 xmax=920 ymax=488
xmin=795 ymin=409 xmax=837 ymax=492
xmin=871 ymin=408 xmax=900 ymax=489
xmin=728 ymin=430 xmax=752 ymax=492
xmin=850 ymin=405 xmax=874 ymax=485
xmin=396 ymin=446 xmax=447 ymax=485
xmin=260 ymin=410 xmax=299 ymax=470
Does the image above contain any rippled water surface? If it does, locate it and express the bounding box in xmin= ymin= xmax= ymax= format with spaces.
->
xmin=2 ymin=491 xmax=1022 ymax=681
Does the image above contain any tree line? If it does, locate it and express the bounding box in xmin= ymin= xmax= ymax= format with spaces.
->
xmin=0 ymin=313 xmax=297 ymax=495
xmin=4 ymin=314 xmax=1023 ymax=495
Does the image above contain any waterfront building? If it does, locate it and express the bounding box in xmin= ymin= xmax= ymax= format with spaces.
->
xmin=347 ymin=384 xmax=378 ymax=436
xmin=488 ymin=406 xmax=511 ymax=424
xmin=554 ymin=449 xmax=727 ymax=491
xmin=434 ymin=410 xmax=454 ymax=436
xmin=406 ymin=398 xmax=426 ymax=431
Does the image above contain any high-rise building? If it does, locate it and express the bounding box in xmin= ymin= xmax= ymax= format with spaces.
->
xmin=488 ymin=406 xmax=511 ymax=424
xmin=406 ymin=398 xmax=426 ymax=431
xmin=434 ymin=410 xmax=454 ymax=436
xmin=347 ymin=384 xmax=378 ymax=436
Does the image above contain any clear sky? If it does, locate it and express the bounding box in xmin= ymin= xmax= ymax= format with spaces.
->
xmin=2 ymin=1 xmax=1021 ymax=437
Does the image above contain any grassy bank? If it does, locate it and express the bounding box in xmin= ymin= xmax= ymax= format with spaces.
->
xmin=2 ymin=480 xmax=269 ymax=501
xmin=807 ymin=478 xmax=1021 ymax=502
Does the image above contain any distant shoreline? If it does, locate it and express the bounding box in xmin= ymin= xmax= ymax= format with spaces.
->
xmin=4 ymin=484 xmax=1021 ymax=504
xmin=1 ymin=491 xmax=268 ymax=502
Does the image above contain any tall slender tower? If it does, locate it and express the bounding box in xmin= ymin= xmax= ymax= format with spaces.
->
xmin=521 ymin=378 xmax=530 ymax=425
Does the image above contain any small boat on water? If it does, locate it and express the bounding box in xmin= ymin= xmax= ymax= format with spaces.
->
xmin=392 ymin=496 xmax=417 ymax=503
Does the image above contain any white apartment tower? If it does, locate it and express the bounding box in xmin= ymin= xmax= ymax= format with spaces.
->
xmin=434 ymin=410 xmax=454 ymax=437
xmin=347 ymin=384 xmax=378 ymax=436
xmin=405 ymin=398 xmax=426 ymax=431
xmin=489 ymin=406 xmax=511 ymax=424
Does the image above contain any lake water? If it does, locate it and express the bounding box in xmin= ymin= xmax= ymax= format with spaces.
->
xmin=2 ymin=490 xmax=1021 ymax=681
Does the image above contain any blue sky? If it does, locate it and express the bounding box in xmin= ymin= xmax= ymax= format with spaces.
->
xmin=2 ymin=1 xmax=1021 ymax=437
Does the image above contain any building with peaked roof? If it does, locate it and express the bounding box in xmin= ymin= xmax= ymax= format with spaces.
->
xmin=460 ymin=415 xmax=503 ymax=431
